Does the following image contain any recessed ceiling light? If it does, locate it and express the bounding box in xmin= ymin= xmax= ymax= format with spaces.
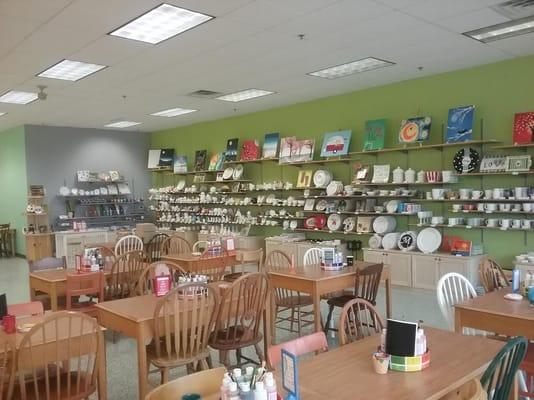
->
xmin=308 ymin=57 xmax=395 ymax=79
xmin=38 ymin=59 xmax=107 ymax=81
xmin=150 ymin=107 xmax=197 ymax=117
xmin=463 ymin=15 xmax=534 ymax=43
xmin=109 ymin=3 xmax=213 ymax=45
xmin=216 ymin=89 xmax=275 ymax=102
xmin=0 ymin=90 xmax=38 ymax=104
xmin=104 ymin=121 xmax=141 ymax=128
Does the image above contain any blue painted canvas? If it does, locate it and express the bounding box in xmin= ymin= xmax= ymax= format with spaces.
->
xmin=320 ymin=130 xmax=352 ymax=157
xmin=446 ymin=105 xmax=475 ymax=143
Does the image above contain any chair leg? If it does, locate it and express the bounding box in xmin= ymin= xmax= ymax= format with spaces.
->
xmin=200 ymin=358 xmax=209 ymax=370
xmin=290 ymin=307 xmax=295 ymax=333
xmin=254 ymin=342 xmax=264 ymax=363
xmin=219 ymin=350 xmax=229 ymax=367
xmin=324 ymin=305 xmax=334 ymax=335
xmin=236 ymin=348 xmax=243 ymax=367
xmin=206 ymin=355 xmax=213 ymax=369
xmin=160 ymin=368 xmax=169 ymax=384
xmin=186 ymin=363 xmax=195 ymax=374
xmin=297 ymin=306 xmax=302 ymax=337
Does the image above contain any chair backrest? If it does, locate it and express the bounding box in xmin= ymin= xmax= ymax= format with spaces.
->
xmin=236 ymin=248 xmax=264 ymax=272
xmin=153 ymin=283 xmax=218 ymax=362
xmin=268 ymin=332 xmax=328 ymax=369
xmin=17 ymin=311 xmax=102 ymax=400
xmin=265 ymin=250 xmax=299 ymax=306
xmin=441 ymin=379 xmax=487 ymax=400
xmin=145 ymin=367 xmax=226 ymax=400
xmin=354 ymin=263 xmax=383 ymax=305
xmin=479 ymin=258 xmax=509 ymax=293
xmin=94 ymin=245 xmax=115 ymax=264
xmin=481 ymin=336 xmax=528 ymax=400
xmin=437 ymin=272 xmax=477 ymax=330
xmin=145 ymin=233 xmax=170 ymax=263
xmin=192 ymin=240 xmax=208 ymax=254
xmin=0 ymin=223 xmax=10 ymax=229
xmin=7 ymin=301 xmax=44 ymax=318
xmin=107 ymin=250 xmax=145 ymax=300
xmin=29 ymin=256 xmax=66 ymax=272
xmin=196 ymin=249 xmax=230 ymax=281
xmin=114 ymin=234 xmax=143 ymax=256
xmin=303 ymin=247 xmax=322 ymax=266
xmin=162 ymin=235 xmax=192 ymax=256
xmin=66 ymin=271 xmax=105 ymax=309
xmin=0 ymin=339 xmax=14 ymax=400
xmin=212 ymin=272 xmax=269 ymax=348
xmin=137 ymin=261 xmax=187 ymax=295
xmin=338 ymin=298 xmax=385 ymax=346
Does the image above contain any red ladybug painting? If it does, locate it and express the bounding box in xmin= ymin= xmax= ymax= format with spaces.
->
xmin=513 ymin=112 xmax=534 ymax=144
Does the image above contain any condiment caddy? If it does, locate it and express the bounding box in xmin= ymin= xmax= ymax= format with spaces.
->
xmin=220 ymin=363 xmax=279 ymax=400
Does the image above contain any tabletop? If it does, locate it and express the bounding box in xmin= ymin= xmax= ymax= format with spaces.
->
xmin=267 ymin=261 xmax=380 ymax=281
xmin=275 ymin=327 xmax=502 ymax=400
xmin=164 ymin=252 xmax=236 ymax=262
xmin=30 ymin=267 xmax=113 ymax=282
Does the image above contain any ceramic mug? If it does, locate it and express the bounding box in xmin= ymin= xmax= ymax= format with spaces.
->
xmin=486 ymin=218 xmax=499 ymax=227
xmin=463 ymin=204 xmax=475 ymax=211
xmin=467 ymin=217 xmax=484 ymax=227
xmin=499 ymin=219 xmax=511 ymax=229
xmin=432 ymin=189 xmax=445 ymax=200
xmin=522 ymin=220 xmax=531 ymax=230
xmin=512 ymin=219 xmax=522 ymax=229
xmin=477 ymin=203 xmax=485 ymax=212
xmin=426 ymin=192 xmax=433 ymax=200
xmin=524 ymin=203 xmax=533 ymax=212
xmin=448 ymin=217 xmax=464 ymax=226
xmin=442 ymin=170 xmax=453 ymax=183
xmin=472 ymin=190 xmax=483 ymax=200
xmin=515 ymin=187 xmax=529 ymax=199
xmin=452 ymin=204 xmax=462 ymax=212
xmin=499 ymin=203 xmax=511 ymax=212
xmin=459 ymin=188 xmax=472 ymax=200
xmin=484 ymin=189 xmax=493 ymax=200
xmin=493 ymin=188 xmax=505 ymax=199
xmin=431 ymin=216 xmax=444 ymax=225
xmin=485 ymin=203 xmax=497 ymax=212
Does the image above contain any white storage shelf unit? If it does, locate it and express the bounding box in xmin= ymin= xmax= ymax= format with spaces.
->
xmin=55 ymin=230 xmax=118 ymax=267
xmin=363 ymin=248 xmax=483 ymax=290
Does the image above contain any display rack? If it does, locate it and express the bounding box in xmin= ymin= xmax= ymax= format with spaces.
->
xmin=24 ymin=189 xmax=53 ymax=262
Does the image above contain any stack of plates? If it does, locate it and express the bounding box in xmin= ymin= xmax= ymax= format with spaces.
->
xmin=326 ymin=181 xmax=343 ymax=196
xmin=313 ymin=170 xmax=333 ymax=188
xmin=372 ymin=216 xmax=397 ymax=234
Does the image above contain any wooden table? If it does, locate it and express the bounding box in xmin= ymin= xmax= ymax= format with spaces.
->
xmin=454 ymin=288 xmax=534 ymax=339
xmin=267 ymin=262 xmax=392 ymax=335
xmin=161 ymin=252 xmax=237 ymax=273
xmin=273 ymin=327 xmax=502 ymax=400
xmin=0 ymin=312 xmax=107 ymax=399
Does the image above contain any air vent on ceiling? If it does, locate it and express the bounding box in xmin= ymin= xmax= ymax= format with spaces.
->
xmin=492 ymin=0 xmax=534 ymax=19
xmin=188 ymin=89 xmax=222 ymax=98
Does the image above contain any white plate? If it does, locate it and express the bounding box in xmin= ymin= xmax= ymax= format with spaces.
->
xmin=222 ymin=167 xmax=234 ymax=180
xmin=59 ymin=186 xmax=70 ymax=196
xmin=315 ymin=199 xmax=328 ymax=211
xmin=327 ymin=214 xmax=342 ymax=231
xmin=504 ymin=293 xmax=523 ymax=301
xmin=372 ymin=216 xmax=397 ymax=235
xmin=289 ymin=220 xmax=298 ymax=230
xmin=326 ymin=180 xmax=343 ymax=196
xmin=368 ymin=234 xmax=382 ymax=249
xmin=385 ymin=200 xmax=400 ymax=214
xmin=176 ymin=180 xmax=186 ymax=191
xmin=416 ymin=227 xmax=442 ymax=254
xmin=382 ymin=232 xmax=401 ymax=250
xmin=398 ymin=231 xmax=418 ymax=252
xmin=233 ymin=164 xmax=244 ymax=180
xmin=313 ymin=170 xmax=332 ymax=188
xmin=343 ymin=217 xmax=356 ymax=232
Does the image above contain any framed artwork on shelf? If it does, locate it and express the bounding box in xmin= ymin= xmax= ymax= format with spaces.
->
xmin=279 ymin=137 xmax=296 ymax=164
xmin=147 ymin=149 xmax=161 ymax=169
xmin=208 ymin=153 xmax=224 ymax=171
xmin=303 ymin=199 xmax=315 ymax=211
xmin=279 ymin=137 xmax=315 ymax=164
xmin=173 ymin=155 xmax=188 ymax=173
xmin=479 ymin=156 xmax=506 ymax=173
xmin=225 ymin=138 xmax=239 ymax=161
xmin=263 ymin=132 xmax=280 ymax=159
xmin=296 ymin=170 xmax=313 ymax=188
xmin=158 ymin=148 xmax=174 ymax=167
xmin=352 ymin=163 xmax=370 ymax=184
xmin=398 ymin=116 xmax=431 ymax=143
xmin=505 ymin=155 xmax=532 ymax=172
xmin=446 ymin=105 xmax=474 ymax=143
xmin=371 ymin=164 xmax=390 ymax=183
xmin=363 ymin=119 xmax=386 ymax=151
xmin=194 ymin=174 xmax=206 ymax=183
xmin=29 ymin=185 xmax=45 ymax=197
xmin=513 ymin=111 xmax=534 ymax=144
xmin=216 ymin=172 xmax=224 ymax=182
xmin=240 ymin=139 xmax=260 ymax=161
xmin=320 ymin=130 xmax=351 ymax=157
xmin=194 ymin=150 xmax=208 ymax=171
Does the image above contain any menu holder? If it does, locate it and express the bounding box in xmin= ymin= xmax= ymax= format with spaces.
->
xmin=281 ymin=349 xmax=299 ymax=400
xmin=154 ymin=275 xmax=171 ymax=297
xmin=385 ymin=319 xmax=417 ymax=357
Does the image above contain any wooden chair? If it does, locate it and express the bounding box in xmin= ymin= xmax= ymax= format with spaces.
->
xmin=145 ymin=367 xmax=226 ymax=400
xmin=265 ymin=250 xmax=314 ymax=337
xmin=192 ymin=240 xmax=208 ymax=254
xmin=440 ymin=379 xmax=487 ymax=400
xmin=197 ymin=250 xmax=230 ymax=282
xmin=302 ymin=247 xmax=322 ymax=266
xmin=0 ymin=340 xmax=14 ymax=400
xmin=267 ymin=332 xmax=328 ymax=369
xmin=437 ymin=272 xmax=477 ymax=332
xmin=209 ymin=272 xmax=269 ymax=368
xmin=148 ymin=283 xmax=218 ymax=384
xmin=106 ymin=250 xmax=145 ymax=300
xmin=145 ymin=233 xmax=170 ymax=263
xmin=93 ymin=245 xmax=115 ymax=264
xmin=324 ymin=263 xmax=383 ymax=336
xmin=481 ymin=336 xmax=528 ymax=400
xmin=137 ymin=261 xmax=187 ymax=295
xmin=223 ymin=248 xmax=264 ymax=283
xmin=338 ymin=298 xmax=385 ymax=346
xmin=16 ymin=311 xmax=104 ymax=400
xmin=162 ymin=235 xmax=191 ymax=256
xmin=66 ymin=271 xmax=105 ymax=319
xmin=478 ymin=258 xmax=509 ymax=293
xmin=7 ymin=301 xmax=44 ymax=318
xmin=114 ymin=234 xmax=143 ymax=256
xmin=28 ymin=256 xmax=66 ymax=273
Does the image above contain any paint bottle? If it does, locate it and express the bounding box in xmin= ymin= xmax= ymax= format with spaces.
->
xmin=380 ymin=328 xmax=387 ymax=352
xmin=415 ymin=328 xmax=427 ymax=356
xmin=512 ymin=268 xmax=521 ymax=293
xmin=233 ymin=368 xmax=244 ymax=384
xmin=245 ymin=366 xmax=254 ymax=382
xmin=228 ymin=382 xmax=240 ymax=400
xmin=264 ymin=373 xmax=277 ymax=400
xmin=220 ymin=377 xmax=232 ymax=400
xmin=254 ymin=381 xmax=268 ymax=400
xmin=239 ymin=382 xmax=254 ymax=400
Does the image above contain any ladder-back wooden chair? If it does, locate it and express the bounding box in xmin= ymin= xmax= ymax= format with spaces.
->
xmin=145 ymin=233 xmax=170 ymax=263
xmin=114 ymin=234 xmax=143 ymax=256
xmin=137 ymin=261 xmax=187 ymax=295
xmin=162 ymin=235 xmax=191 ymax=256
xmin=338 ymin=298 xmax=385 ymax=346
xmin=224 ymin=248 xmax=264 ymax=283
xmin=106 ymin=250 xmax=145 ymax=300
xmin=0 ymin=339 xmax=14 ymax=400
xmin=479 ymin=257 xmax=509 ymax=293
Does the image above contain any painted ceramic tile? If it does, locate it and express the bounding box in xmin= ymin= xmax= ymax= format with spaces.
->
xmin=158 ymin=148 xmax=174 ymax=166
xmin=194 ymin=150 xmax=207 ymax=171
xmin=446 ymin=105 xmax=474 ymax=143
xmin=241 ymin=139 xmax=260 ymax=161
xmin=399 ymin=116 xmax=431 ymax=143
xmin=208 ymin=153 xmax=224 ymax=170
xmin=320 ymin=130 xmax=351 ymax=157
xmin=225 ymin=138 xmax=239 ymax=161
xmin=173 ymin=155 xmax=187 ymax=173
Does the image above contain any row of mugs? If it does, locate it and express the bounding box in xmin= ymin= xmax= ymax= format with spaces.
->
xmin=435 ymin=216 xmax=533 ymax=229
xmin=427 ymin=187 xmax=534 ymax=201
xmin=452 ymin=203 xmax=534 ymax=212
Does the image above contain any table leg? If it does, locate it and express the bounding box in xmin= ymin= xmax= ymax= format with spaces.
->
xmin=385 ymin=276 xmax=392 ymax=319
xmin=136 ymin=325 xmax=149 ymax=400
xmin=29 ymin=280 xmax=36 ymax=302
xmin=454 ymin=308 xmax=462 ymax=334
xmin=98 ymin=332 xmax=108 ymax=400
xmin=263 ymin=291 xmax=272 ymax=361
xmin=312 ymin=284 xmax=321 ymax=333
xmin=10 ymin=232 xmax=15 ymax=257
xmin=50 ymin=285 xmax=58 ymax=311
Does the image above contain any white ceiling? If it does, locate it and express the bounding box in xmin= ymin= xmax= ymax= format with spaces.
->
xmin=0 ymin=0 xmax=533 ymax=133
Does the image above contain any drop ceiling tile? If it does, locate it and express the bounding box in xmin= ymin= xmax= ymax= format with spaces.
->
xmin=401 ymin=0 xmax=504 ymax=22
xmin=69 ymin=36 xmax=147 ymax=66
xmin=0 ymin=17 xmax=43 ymax=58
xmin=0 ymin=0 xmax=73 ymax=22
xmin=437 ymin=7 xmax=509 ymax=32
xmin=486 ymin=32 xmax=534 ymax=56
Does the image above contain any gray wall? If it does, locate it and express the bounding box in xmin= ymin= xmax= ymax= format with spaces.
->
xmin=24 ymin=125 xmax=151 ymax=224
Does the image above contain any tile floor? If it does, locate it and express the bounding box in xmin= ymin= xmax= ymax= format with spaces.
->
xmin=0 ymin=257 xmax=447 ymax=399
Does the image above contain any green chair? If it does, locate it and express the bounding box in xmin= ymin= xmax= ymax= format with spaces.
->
xmin=480 ymin=336 xmax=528 ymax=400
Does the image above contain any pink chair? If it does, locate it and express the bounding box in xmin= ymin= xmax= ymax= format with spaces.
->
xmin=7 ymin=301 xmax=44 ymax=317
xmin=267 ymin=331 xmax=328 ymax=369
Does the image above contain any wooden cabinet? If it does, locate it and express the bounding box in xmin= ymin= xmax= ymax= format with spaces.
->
xmin=364 ymin=248 xmax=482 ymax=290
xmin=56 ymin=230 xmax=112 ymax=267
xmin=265 ymin=240 xmax=348 ymax=266
xmin=26 ymin=234 xmax=53 ymax=262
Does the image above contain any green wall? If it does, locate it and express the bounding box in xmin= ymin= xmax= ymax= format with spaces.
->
xmin=0 ymin=126 xmax=27 ymax=254
xmin=152 ymin=55 xmax=534 ymax=267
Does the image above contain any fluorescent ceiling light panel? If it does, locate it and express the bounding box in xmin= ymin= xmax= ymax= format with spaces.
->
xmin=0 ymin=90 xmax=38 ymax=104
xmin=150 ymin=107 xmax=197 ymax=117
xmin=216 ymin=89 xmax=275 ymax=102
xmin=105 ymin=121 xmax=141 ymax=128
xmin=38 ymin=59 xmax=107 ymax=81
xmin=308 ymin=57 xmax=395 ymax=79
xmin=109 ymin=3 xmax=213 ymax=44
xmin=463 ymin=16 xmax=534 ymax=43
xmin=0 ymin=112 xmax=5 ymax=116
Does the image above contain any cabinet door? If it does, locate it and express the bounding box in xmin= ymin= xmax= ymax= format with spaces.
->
xmin=412 ymin=254 xmax=439 ymax=290
xmin=66 ymin=240 xmax=84 ymax=268
xmin=437 ymin=257 xmax=468 ymax=280
xmin=83 ymin=232 xmax=108 ymax=246
xmin=363 ymin=250 xmax=385 ymax=265
xmin=384 ymin=252 xmax=412 ymax=287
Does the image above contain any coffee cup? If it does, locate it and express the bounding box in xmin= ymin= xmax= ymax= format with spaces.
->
xmin=446 ymin=191 xmax=459 ymax=200
xmin=484 ymin=189 xmax=493 ymax=200
xmin=477 ymin=203 xmax=485 ymax=211
xmin=431 ymin=216 xmax=444 ymax=225
xmin=515 ymin=187 xmax=529 ymax=199
xmin=499 ymin=203 xmax=511 ymax=212
xmin=459 ymin=188 xmax=472 ymax=200
xmin=448 ymin=217 xmax=464 ymax=226
xmin=463 ymin=204 xmax=475 ymax=211
xmin=432 ymin=188 xmax=445 ymax=200
xmin=484 ymin=203 xmax=497 ymax=212
xmin=467 ymin=217 xmax=484 ymax=227
xmin=522 ymin=220 xmax=531 ymax=230
xmin=472 ymin=190 xmax=483 ymax=200
xmin=452 ymin=204 xmax=462 ymax=212
xmin=426 ymin=192 xmax=432 ymax=200
xmin=499 ymin=219 xmax=511 ymax=229
xmin=442 ymin=170 xmax=454 ymax=183
xmin=512 ymin=219 xmax=522 ymax=229
xmin=493 ymin=188 xmax=505 ymax=199
xmin=486 ymin=218 xmax=499 ymax=227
